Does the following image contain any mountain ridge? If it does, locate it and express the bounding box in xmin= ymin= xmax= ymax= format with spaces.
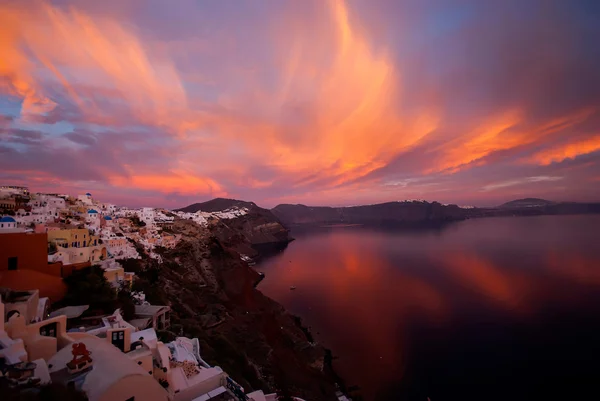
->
xmin=497 ymin=198 xmax=556 ymax=209
xmin=174 ymin=197 xmax=600 ymax=226
xmin=174 ymin=197 xmax=258 ymax=213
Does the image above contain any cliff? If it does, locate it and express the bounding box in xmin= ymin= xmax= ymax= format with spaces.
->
xmin=272 ymin=201 xmax=468 ymax=226
xmin=175 ymin=198 xmax=259 ymax=213
xmin=271 ymin=199 xmax=600 ymax=226
xmin=468 ymin=199 xmax=600 ymax=218
xmin=128 ymin=217 xmax=339 ymax=400
xmin=176 ymin=198 xmax=291 ymax=252
xmin=498 ymin=198 xmax=556 ymax=209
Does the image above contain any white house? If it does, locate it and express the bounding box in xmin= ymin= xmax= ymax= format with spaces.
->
xmin=102 ymin=215 xmax=114 ymax=227
xmin=46 ymin=196 xmax=66 ymax=210
xmin=0 ymin=185 xmax=29 ymax=197
xmin=86 ymin=209 xmax=100 ymax=223
xmin=77 ymin=193 xmax=93 ymax=205
xmin=48 ymin=335 xmax=169 ymax=401
xmin=2 ymin=294 xmax=168 ymax=401
xmin=98 ymin=203 xmax=118 ymax=214
xmin=138 ymin=207 xmax=156 ymax=227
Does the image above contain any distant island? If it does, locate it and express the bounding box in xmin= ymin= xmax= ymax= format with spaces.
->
xmin=177 ymin=197 xmax=600 ymax=227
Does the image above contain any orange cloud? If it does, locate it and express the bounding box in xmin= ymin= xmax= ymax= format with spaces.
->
xmin=109 ymin=171 xmax=225 ymax=196
xmin=530 ymin=135 xmax=600 ymax=165
xmin=0 ymin=0 xmax=440 ymax=192
xmin=431 ymin=108 xmax=596 ymax=173
xmin=0 ymin=2 xmax=191 ymax=131
xmin=432 ymin=110 xmax=523 ymax=173
xmin=215 ymin=0 xmax=439 ymax=187
xmin=2 ymin=0 xmax=598 ymax=202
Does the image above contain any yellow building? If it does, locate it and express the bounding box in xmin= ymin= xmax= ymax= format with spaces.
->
xmin=47 ymin=228 xmax=99 ymax=249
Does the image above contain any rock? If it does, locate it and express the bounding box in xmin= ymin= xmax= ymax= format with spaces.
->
xmin=132 ymin=212 xmax=340 ymax=400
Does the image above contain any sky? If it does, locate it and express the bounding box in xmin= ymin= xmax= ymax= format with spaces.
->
xmin=1 ymin=0 xmax=599 ymax=208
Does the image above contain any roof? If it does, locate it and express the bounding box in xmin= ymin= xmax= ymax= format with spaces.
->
xmin=129 ymin=317 xmax=151 ymax=330
xmin=87 ymin=209 xmax=99 ymax=214
xmin=130 ymin=328 xmax=158 ymax=349
xmin=0 ymin=270 xmax=66 ymax=302
xmin=0 ymin=216 xmax=16 ymax=222
xmin=48 ymin=335 xmax=166 ymax=401
xmin=134 ymin=304 xmax=170 ymax=317
xmin=50 ymin=305 xmax=90 ymax=319
xmin=103 ymin=216 xmax=112 ymax=220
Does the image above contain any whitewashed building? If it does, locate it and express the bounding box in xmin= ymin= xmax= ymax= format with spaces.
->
xmin=0 ymin=216 xmax=23 ymax=233
xmin=77 ymin=193 xmax=93 ymax=205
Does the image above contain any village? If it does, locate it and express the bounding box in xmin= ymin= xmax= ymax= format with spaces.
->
xmin=0 ymin=185 xmax=346 ymax=401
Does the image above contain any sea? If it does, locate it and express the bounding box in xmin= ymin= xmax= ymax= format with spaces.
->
xmin=257 ymin=215 xmax=600 ymax=401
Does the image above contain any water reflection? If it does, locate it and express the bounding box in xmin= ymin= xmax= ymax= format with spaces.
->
xmin=439 ymin=253 xmax=530 ymax=311
xmin=257 ymin=216 xmax=600 ymax=400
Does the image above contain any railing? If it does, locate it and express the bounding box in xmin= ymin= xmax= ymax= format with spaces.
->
xmin=225 ymin=377 xmax=249 ymax=401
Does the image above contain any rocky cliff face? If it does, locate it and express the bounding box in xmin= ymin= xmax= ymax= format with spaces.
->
xmin=177 ymin=198 xmax=291 ymax=252
xmin=272 ymin=201 xmax=468 ymax=226
xmin=175 ymin=198 xmax=259 ymax=213
xmin=130 ymin=217 xmax=338 ymax=400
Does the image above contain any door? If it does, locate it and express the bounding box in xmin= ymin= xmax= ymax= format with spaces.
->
xmin=8 ymin=257 xmax=17 ymax=271
xmin=111 ymin=330 xmax=125 ymax=351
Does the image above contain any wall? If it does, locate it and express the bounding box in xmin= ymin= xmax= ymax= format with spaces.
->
xmin=103 ymin=268 xmax=124 ymax=284
xmin=5 ymin=314 xmax=72 ymax=361
xmin=3 ymin=291 xmax=39 ymax=323
xmin=172 ymin=371 xmax=227 ymax=401
xmin=99 ymin=374 xmax=169 ymax=401
xmin=0 ymin=270 xmax=66 ymax=301
xmin=0 ymin=233 xmax=48 ymax=272
xmin=55 ymin=245 xmax=106 ymax=265
xmin=60 ymin=261 xmax=92 ymax=278
xmin=48 ymin=228 xmax=96 ymax=248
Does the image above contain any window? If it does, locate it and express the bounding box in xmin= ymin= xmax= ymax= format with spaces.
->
xmin=1 ymin=224 xmax=3 ymax=228
xmin=125 ymin=397 xmax=135 ymax=401
xmin=40 ymin=322 xmax=58 ymax=337
xmin=75 ymin=234 xmax=77 ymax=239
xmin=8 ymin=257 xmax=18 ymax=271
xmin=111 ymin=330 xmax=126 ymax=351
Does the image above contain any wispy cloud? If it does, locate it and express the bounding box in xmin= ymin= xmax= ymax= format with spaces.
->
xmin=481 ymin=176 xmax=563 ymax=192
xmin=0 ymin=0 xmax=599 ymax=207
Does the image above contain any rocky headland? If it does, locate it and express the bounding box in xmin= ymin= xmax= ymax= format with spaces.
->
xmin=127 ymin=204 xmax=340 ymax=400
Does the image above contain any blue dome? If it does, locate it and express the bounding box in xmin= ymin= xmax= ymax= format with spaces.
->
xmin=0 ymin=216 xmax=16 ymax=223
xmin=85 ymin=193 xmax=92 ymax=196
xmin=88 ymin=209 xmax=99 ymax=214
xmin=104 ymin=216 xmax=112 ymax=220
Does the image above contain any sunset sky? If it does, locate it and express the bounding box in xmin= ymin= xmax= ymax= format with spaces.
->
xmin=1 ymin=0 xmax=599 ymax=208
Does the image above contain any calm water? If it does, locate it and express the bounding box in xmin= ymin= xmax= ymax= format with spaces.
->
xmin=257 ymin=215 xmax=600 ymax=401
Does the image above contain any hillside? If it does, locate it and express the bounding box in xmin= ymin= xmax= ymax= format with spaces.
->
xmin=498 ymin=198 xmax=556 ymax=209
xmin=272 ymin=201 xmax=468 ymax=226
xmin=466 ymin=199 xmax=600 ymax=218
xmin=175 ymin=198 xmax=258 ymax=213
xmin=175 ymin=198 xmax=291 ymax=251
xmin=125 ymin=217 xmax=340 ymax=400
